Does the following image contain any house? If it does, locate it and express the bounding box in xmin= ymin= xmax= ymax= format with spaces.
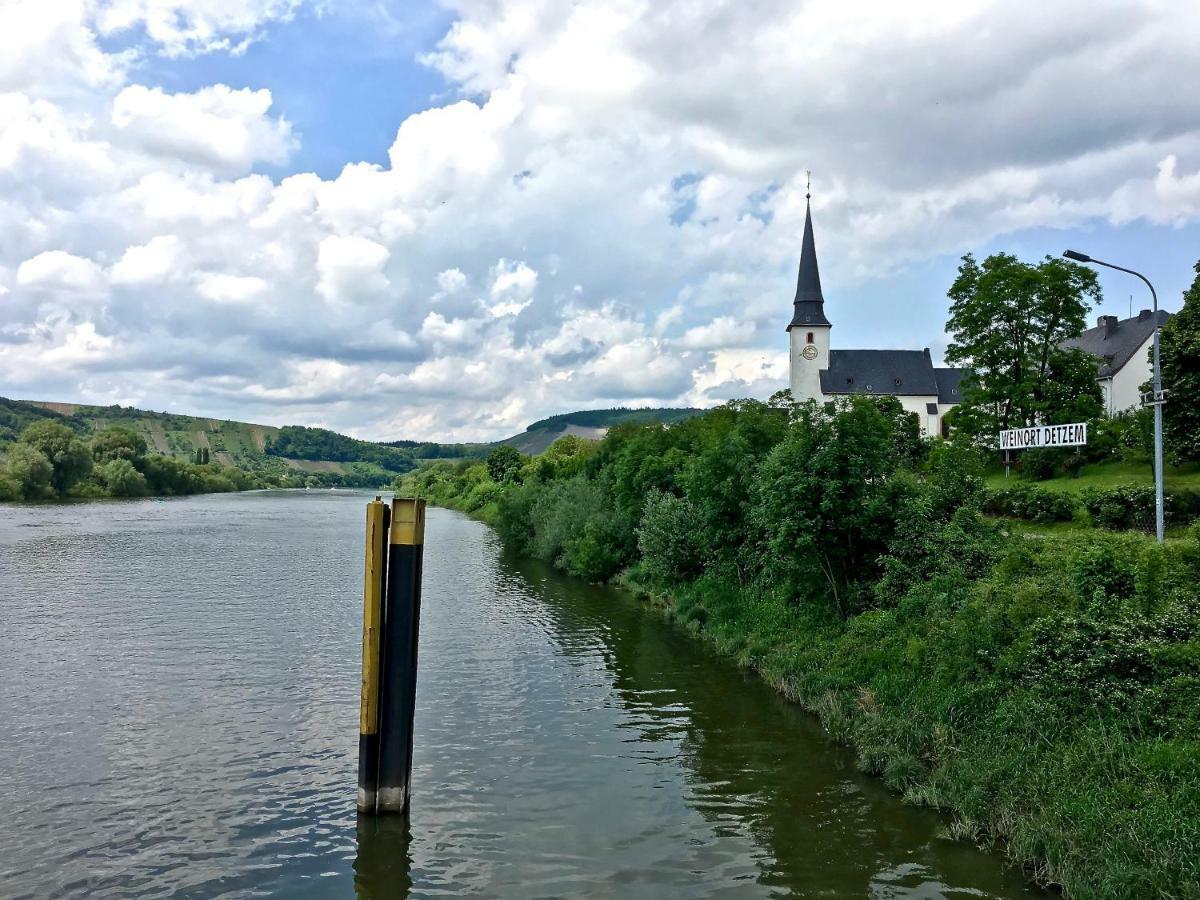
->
xmin=786 ymin=194 xmax=968 ymax=436
xmin=1061 ymin=309 xmax=1172 ymax=415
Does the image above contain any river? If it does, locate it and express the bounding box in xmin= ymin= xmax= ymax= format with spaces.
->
xmin=0 ymin=491 xmax=1045 ymax=898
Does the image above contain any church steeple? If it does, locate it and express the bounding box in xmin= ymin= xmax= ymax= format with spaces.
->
xmin=787 ymin=178 xmax=830 ymax=330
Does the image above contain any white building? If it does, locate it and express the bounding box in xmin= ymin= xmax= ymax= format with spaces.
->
xmin=786 ymin=195 xmax=967 ymax=436
xmin=1061 ymin=310 xmax=1172 ymax=415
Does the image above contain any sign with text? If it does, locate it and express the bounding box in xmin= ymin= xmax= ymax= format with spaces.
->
xmin=998 ymin=423 xmax=1088 ymax=451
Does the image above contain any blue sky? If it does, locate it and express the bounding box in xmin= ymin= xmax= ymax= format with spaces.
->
xmin=3 ymin=0 xmax=1199 ymax=439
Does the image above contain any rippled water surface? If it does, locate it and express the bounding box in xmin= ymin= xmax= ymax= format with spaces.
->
xmin=0 ymin=492 xmax=1045 ymax=898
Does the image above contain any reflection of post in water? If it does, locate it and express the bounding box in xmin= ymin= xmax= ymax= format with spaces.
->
xmin=354 ymin=813 xmax=414 ymax=899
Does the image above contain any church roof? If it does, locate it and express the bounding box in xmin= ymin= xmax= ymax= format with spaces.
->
xmin=787 ymin=198 xmax=830 ymax=330
xmin=932 ymin=367 xmax=966 ymax=404
xmin=819 ymin=349 xmax=970 ymax=399
xmin=1061 ymin=309 xmax=1171 ymax=378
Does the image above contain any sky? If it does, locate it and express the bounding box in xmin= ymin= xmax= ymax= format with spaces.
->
xmin=2 ymin=0 xmax=1199 ymax=441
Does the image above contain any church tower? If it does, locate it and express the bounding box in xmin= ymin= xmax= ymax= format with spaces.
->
xmin=787 ymin=187 xmax=830 ymax=402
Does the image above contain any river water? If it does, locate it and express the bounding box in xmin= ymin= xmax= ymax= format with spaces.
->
xmin=0 ymin=491 xmax=1044 ymax=898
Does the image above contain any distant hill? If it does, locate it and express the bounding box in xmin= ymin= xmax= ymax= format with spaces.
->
xmin=2 ymin=398 xmax=485 ymax=487
xmin=2 ymin=398 xmax=705 ymax=481
xmin=499 ymin=407 xmax=702 ymax=456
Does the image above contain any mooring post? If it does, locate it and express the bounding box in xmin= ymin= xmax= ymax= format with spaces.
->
xmin=375 ymin=497 xmax=426 ymax=814
xmin=357 ymin=497 xmax=390 ymax=814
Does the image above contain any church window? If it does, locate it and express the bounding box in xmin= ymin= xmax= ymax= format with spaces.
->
xmin=806 ymin=332 xmax=814 ymax=343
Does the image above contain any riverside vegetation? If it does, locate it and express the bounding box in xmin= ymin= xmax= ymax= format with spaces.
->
xmin=397 ymin=395 xmax=1200 ymax=899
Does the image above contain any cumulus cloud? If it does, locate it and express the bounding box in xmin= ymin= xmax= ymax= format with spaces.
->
xmin=112 ymin=84 xmax=295 ymax=173
xmin=316 ymin=235 xmax=390 ymax=302
xmin=3 ymin=0 xmax=1200 ymax=439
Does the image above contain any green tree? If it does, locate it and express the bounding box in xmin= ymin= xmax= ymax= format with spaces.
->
xmin=1159 ymin=260 xmax=1200 ymax=461
xmin=4 ymin=443 xmax=54 ymax=499
xmin=945 ymin=253 xmax=1102 ymax=437
xmin=750 ymin=397 xmax=912 ymax=615
xmin=91 ymin=426 xmax=147 ymax=464
xmin=97 ymin=458 xmax=149 ymax=497
xmin=19 ymin=420 xmax=92 ymax=494
xmin=486 ymin=445 xmax=525 ymax=483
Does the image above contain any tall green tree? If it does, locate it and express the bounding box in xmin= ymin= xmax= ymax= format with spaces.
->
xmin=3 ymin=443 xmax=54 ymax=499
xmin=18 ymin=420 xmax=92 ymax=494
xmin=1158 ymin=260 xmax=1200 ymax=461
xmin=91 ymin=426 xmax=147 ymax=464
xmin=945 ymin=253 xmax=1103 ymax=437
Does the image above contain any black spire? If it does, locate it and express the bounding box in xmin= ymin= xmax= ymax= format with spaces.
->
xmin=787 ymin=182 xmax=829 ymax=330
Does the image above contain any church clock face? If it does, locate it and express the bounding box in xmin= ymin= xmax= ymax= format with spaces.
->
xmin=802 ymin=344 xmax=818 ymax=360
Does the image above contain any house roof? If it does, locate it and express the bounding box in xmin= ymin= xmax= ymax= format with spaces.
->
xmin=1061 ymin=309 xmax=1171 ymax=378
xmin=787 ymin=198 xmax=830 ymax=330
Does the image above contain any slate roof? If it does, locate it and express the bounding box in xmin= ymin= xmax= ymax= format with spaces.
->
xmin=787 ymin=199 xmax=830 ymax=329
xmin=932 ymin=367 xmax=967 ymax=404
xmin=817 ymin=349 xmax=970 ymax=399
xmin=1061 ymin=310 xmax=1171 ymax=378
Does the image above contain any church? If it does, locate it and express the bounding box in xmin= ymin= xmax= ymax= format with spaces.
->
xmin=786 ymin=195 xmax=967 ymax=436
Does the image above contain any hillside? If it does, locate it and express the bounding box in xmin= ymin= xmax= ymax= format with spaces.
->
xmin=499 ymin=407 xmax=702 ymax=455
xmin=3 ymin=398 xmax=483 ymax=488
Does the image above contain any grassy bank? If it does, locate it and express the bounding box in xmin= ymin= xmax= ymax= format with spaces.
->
xmin=398 ymin=398 xmax=1199 ymax=898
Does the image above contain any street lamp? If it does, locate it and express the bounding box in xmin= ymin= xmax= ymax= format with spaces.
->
xmin=1063 ymin=250 xmax=1166 ymax=543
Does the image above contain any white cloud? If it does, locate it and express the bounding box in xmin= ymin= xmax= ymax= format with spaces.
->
xmin=16 ymin=250 xmax=105 ymax=291
xmin=110 ymin=235 xmax=181 ymax=285
xmin=3 ymin=0 xmax=1200 ymax=440
xmin=112 ymin=84 xmax=294 ymax=173
xmin=196 ymin=272 xmax=269 ymax=303
xmin=315 ymin=235 xmax=391 ymax=302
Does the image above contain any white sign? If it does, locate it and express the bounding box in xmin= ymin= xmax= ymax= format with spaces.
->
xmin=998 ymin=423 xmax=1088 ymax=451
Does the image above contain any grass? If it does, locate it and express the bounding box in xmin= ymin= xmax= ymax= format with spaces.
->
xmin=986 ymin=459 xmax=1200 ymax=494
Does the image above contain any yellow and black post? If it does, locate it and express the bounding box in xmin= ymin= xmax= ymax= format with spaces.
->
xmin=357 ymin=497 xmax=390 ymax=813
xmin=375 ymin=497 xmax=426 ymax=814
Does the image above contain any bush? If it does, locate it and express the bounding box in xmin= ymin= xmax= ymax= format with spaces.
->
xmin=984 ymin=484 xmax=1078 ymax=522
xmin=1080 ymin=486 xmax=1200 ymax=530
xmin=637 ymin=489 xmax=706 ymax=584
xmin=97 ymin=458 xmax=148 ymax=497
xmin=3 ymin=443 xmax=55 ymax=499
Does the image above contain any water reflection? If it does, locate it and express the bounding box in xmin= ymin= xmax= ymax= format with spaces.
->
xmin=354 ymin=815 xmax=413 ymax=899
xmin=0 ymin=495 xmax=1042 ymax=898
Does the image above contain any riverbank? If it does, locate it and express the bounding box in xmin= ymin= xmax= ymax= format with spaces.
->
xmin=397 ymin=399 xmax=1200 ymax=899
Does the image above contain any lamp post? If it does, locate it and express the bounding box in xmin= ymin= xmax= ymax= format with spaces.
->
xmin=1063 ymin=250 xmax=1165 ymax=543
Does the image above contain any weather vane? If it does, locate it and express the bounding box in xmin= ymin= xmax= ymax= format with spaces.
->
xmin=806 ymin=170 xmax=811 ymax=200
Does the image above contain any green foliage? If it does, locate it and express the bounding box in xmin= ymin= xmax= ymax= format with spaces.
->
xmin=409 ymin=393 xmax=1200 ymax=897
xmin=3 ymin=443 xmax=54 ymax=499
xmin=486 ymin=445 xmax=525 ymax=483
xmin=984 ymin=484 xmax=1079 ymax=522
xmin=945 ymin=253 xmax=1103 ymax=438
xmin=267 ymin=425 xmax=417 ymax=472
xmin=1159 ymin=259 xmax=1200 ymax=462
xmin=19 ymin=420 xmax=93 ymax=494
xmin=91 ymin=426 xmax=147 ymax=463
xmin=637 ymin=489 xmax=705 ymax=584
xmin=750 ymin=397 xmax=913 ymax=614
xmin=96 ymin=458 xmax=149 ymax=497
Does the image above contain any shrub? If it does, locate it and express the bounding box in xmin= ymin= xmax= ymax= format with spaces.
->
xmin=3 ymin=443 xmax=55 ymax=500
xmin=97 ymin=458 xmax=148 ymax=497
xmin=637 ymin=489 xmax=705 ymax=584
xmin=1082 ymin=486 xmax=1157 ymax=531
xmin=984 ymin=484 xmax=1078 ymax=522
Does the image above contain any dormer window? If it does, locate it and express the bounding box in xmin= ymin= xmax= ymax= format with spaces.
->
xmin=894 ymin=377 xmax=902 ymax=387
